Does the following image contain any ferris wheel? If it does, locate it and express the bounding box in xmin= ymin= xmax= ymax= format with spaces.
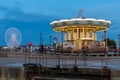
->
xmin=5 ymin=27 xmax=22 ymax=48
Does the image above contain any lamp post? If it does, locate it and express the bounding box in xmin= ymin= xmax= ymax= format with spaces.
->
xmin=104 ymin=31 xmax=107 ymax=53
xmin=53 ymin=37 xmax=57 ymax=54
xmin=116 ymin=40 xmax=119 ymax=56
xmin=40 ymin=33 xmax=42 ymax=45
xmin=116 ymin=34 xmax=120 ymax=56
xmin=118 ymin=34 xmax=120 ymax=55
xmin=49 ymin=35 xmax=52 ymax=53
xmin=104 ymin=31 xmax=108 ymax=67
xmin=39 ymin=33 xmax=42 ymax=64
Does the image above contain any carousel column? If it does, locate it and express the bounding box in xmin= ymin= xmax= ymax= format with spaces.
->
xmin=61 ymin=30 xmax=64 ymax=54
xmin=83 ymin=27 xmax=85 ymax=38
xmin=78 ymin=28 xmax=81 ymax=49
xmin=79 ymin=28 xmax=82 ymax=49
xmin=82 ymin=27 xmax=85 ymax=46
xmin=66 ymin=32 xmax=68 ymax=41
xmin=92 ymin=29 xmax=96 ymax=53
xmin=77 ymin=28 xmax=79 ymax=50
xmin=64 ymin=28 xmax=67 ymax=41
xmin=77 ymin=28 xmax=79 ymax=39
xmin=71 ymin=28 xmax=74 ymax=53
xmin=94 ymin=29 xmax=96 ymax=40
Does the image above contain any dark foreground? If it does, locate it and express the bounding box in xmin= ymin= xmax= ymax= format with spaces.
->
xmin=24 ymin=63 xmax=111 ymax=80
xmin=0 ymin=53 xmax=120 ymax=80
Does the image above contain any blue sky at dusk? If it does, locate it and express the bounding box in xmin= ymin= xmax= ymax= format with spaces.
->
xmin=0 ymin=0 xmax=120 ymax=46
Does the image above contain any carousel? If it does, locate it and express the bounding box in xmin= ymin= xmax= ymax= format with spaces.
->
xmin=50 ymin=10 xmax=111 ymax=51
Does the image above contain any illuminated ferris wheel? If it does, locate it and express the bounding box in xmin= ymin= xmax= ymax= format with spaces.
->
xmin=5 ymin=27 xmax=22 ymax=48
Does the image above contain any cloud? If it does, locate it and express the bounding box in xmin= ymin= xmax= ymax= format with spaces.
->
xmin=0 ymin=6 xmax=57 ymax=22
xmin=0 ymin=6 xmax=59 ymax=45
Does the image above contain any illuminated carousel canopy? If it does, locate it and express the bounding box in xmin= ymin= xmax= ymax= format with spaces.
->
xmin=50 ymin=18 xmax=111 ymax=32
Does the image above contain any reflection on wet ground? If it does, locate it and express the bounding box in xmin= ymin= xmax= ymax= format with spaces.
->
xmin=0 ymin=56 xmax=120 ymax=80
xmin=1 ymin=57 xmax=120 ymax=70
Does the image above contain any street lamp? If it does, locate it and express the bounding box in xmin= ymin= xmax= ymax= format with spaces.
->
xmin=104 ymin=31 xmax=107 ymax=54
xmin=40 ymin=33 xmax=43 ymax=45
xmin=53 ymin=37 xmax=57 ymax=54
xmin=104 ymin=30 xmax=108 ymax=67
xmin=117 ymin=34 xmax=120 ymax=56
xmin=116 ymin=40 xmax=119 ymax=56
xmin=49 ymin=35 xmax=52 ymax=53
xmin=118 ymin=34 xmax=120 ymax=54
xmin=39 ymin=33 xmax=42 ymax=64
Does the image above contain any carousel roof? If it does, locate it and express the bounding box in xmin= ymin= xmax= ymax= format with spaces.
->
xmin=50 ymin=18 xmax=111 ymax=29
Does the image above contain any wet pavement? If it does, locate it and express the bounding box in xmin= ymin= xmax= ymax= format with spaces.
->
xmin=0 ymin=56 xmax=120 ymax=70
